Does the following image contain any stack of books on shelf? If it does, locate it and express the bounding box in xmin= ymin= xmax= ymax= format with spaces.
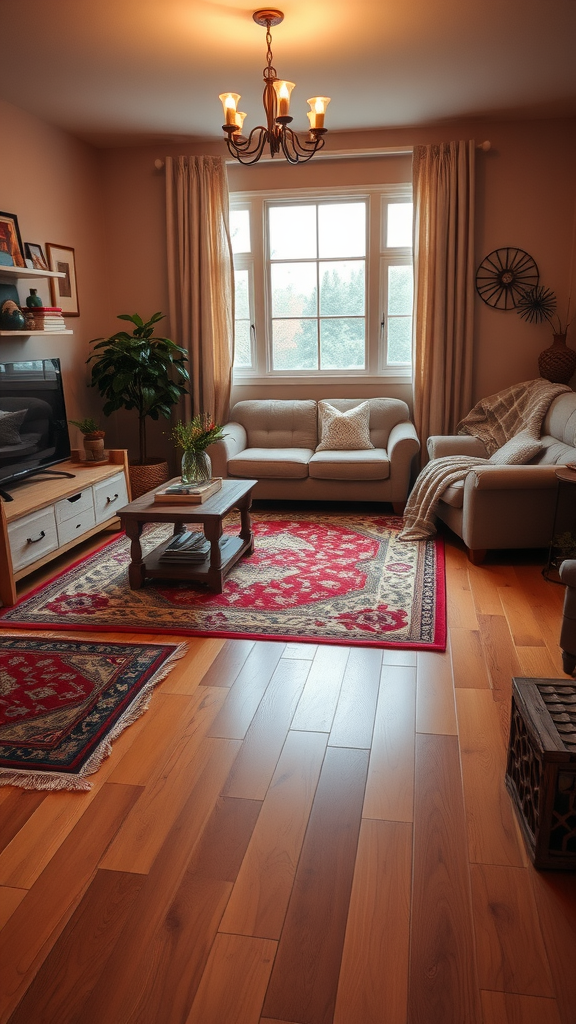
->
xmin=159 ymin=531 xmax=211 ymax=563
xmin=21 ymin=306 xmax=67 ymax=332
xmin=153 ymin=477 xmax=222 ymax=504
xmin=159 ymin=530 xmax=234 ymax=565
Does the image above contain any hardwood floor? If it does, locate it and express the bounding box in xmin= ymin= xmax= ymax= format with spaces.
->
xmin=1 ymin=526 xmax=575 ymax=1024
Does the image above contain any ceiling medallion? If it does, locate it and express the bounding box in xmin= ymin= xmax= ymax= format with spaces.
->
xmin=219 ymin=9 xmax=330 ymax=165
xmin=475 ymin=247 xmax=539 ymax=309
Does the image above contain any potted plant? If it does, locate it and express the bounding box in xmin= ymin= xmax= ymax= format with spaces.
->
xmin=69 ymin=417 xmax=106 ymax=462
xmin=172 ymin=415 xmax=226 ymax=484
xmin=88 ymin=312 xmax=189 ymax=497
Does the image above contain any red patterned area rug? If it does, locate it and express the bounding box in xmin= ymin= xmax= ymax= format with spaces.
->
xmin=0 ymin=636 xmax=186 ymax=790
xmin=0 ymin=512 xmax=446 ymax=651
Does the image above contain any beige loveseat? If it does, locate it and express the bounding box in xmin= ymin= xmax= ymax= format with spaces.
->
xmin=208 ymin=398 xmax=420 ymax=511
xmin=427 ymin=390 xmax=576 ymax=561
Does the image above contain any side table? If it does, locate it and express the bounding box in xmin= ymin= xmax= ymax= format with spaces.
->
xmin=543 ymin=466 xmax=576 ymax=582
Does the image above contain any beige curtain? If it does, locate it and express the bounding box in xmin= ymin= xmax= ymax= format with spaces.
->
xmin=165 ymin=155 xmax=234 ymax=424
xmin=412 ymin=141 xmax=476 ymax=457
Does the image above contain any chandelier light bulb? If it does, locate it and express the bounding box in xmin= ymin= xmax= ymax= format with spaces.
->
xmin=219 ymin=92 xmax=241 ymax=125
xmin=307 ymin=96 xmax=331 ymax=129
xmin=273 ymin=80 xmax=295 ymax=117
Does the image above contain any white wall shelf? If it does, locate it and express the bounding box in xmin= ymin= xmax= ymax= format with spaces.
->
xmin=0 ymin=330 xmax=73 ymax=336
xmin=0 ymin=265 xmax=65 ymax=281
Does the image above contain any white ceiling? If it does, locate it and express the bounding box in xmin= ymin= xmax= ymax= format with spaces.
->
xmin=2 ymin=0 xmax=576 ymax=146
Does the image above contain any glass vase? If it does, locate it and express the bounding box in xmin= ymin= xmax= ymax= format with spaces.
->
xmin=181 ymin=449 xmax=212 ymax=486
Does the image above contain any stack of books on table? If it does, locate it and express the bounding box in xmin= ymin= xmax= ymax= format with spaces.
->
xmin=159 ymin=531 xmax=211 ymax=563
xmin=153 ymin=477 xmax=222 ymax=504
xmin=22 ymin=306 xmax=67 ymax=332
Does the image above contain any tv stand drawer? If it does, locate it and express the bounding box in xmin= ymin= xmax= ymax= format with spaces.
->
xmin=8 ymin=507 xmax=59 ymax=571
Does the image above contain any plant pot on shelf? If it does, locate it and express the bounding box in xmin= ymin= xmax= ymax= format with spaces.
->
xmin=128 ymin=458 xmax=169 ymax=499
xmin=83 ymin=431 xmax=106 ymax=462
xmin=538 ymin=334 xmax=576 ymax=384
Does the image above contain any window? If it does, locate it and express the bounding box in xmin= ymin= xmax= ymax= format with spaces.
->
xmin=230 ymin=185 xmax=412 ymax=380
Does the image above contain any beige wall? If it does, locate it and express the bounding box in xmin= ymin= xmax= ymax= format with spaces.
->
xmin=98 ymin=115 xmax=576 ymax=433
xmin=0 ymin=99 xmax=107 ymax=450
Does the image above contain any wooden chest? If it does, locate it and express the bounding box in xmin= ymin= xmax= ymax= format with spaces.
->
xmin=505 ymin=678 xmax=576 ymax=870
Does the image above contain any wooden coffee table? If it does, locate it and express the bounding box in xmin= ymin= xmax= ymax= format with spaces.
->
xmin=117 ymin=478 xmax=257 ymax=594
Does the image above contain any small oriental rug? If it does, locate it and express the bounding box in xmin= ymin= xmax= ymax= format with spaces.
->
xmin=0 ymin=635 xmax=186 ymax=790
xmin=0 ymin=512 xmax=446 ymax=651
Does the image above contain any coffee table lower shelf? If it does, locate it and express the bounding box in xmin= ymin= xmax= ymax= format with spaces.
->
xmin=141 ymin=534 xmax=247 ymax=589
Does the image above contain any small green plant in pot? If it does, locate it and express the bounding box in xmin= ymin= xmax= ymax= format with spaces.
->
xmin=88 ymin=312 xmax=189 ymax=496
xmin=69 ymin=418 xmax=106 ymax=461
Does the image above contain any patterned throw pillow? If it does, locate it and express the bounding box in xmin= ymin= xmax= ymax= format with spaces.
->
xmin=316 ymin=401 xmax=374 ymax=451
xmin=0 ymin=408 xmax=27 ymax=446
xmin=488 ymin=432 xmax=543 ymax=465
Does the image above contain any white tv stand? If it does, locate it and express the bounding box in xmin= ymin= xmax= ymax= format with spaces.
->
xmin=0 ymin=450 xmax=130 ymax=607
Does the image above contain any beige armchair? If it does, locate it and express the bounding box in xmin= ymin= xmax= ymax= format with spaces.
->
xmin=427 ymin=391 xmax=576 ymax=563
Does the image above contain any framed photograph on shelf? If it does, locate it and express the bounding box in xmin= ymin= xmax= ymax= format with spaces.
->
xmin=24 ymin=242 xmax=49 ymax=271
xmin=46 ymin=243 xmax=80 ymax=316
xmin=0 ymin=211 xmax=25 ymax=268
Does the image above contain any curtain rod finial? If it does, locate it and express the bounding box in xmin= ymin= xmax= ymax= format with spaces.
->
xmin=477 ymin=140 xmax=491 ymax=152
xmin=154 ymin=158 xmax=165 ymax=170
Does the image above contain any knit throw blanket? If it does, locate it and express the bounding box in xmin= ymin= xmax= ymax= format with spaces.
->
xmin=398 ymin=378 xmax=571 ymax=542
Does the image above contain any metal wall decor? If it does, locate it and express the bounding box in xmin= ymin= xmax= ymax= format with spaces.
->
xmin=475 ymin=247 xmax=539 ymax=309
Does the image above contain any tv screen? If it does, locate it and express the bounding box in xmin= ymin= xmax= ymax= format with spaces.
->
xmin=0 ymin=358 xmax=71 ymax=492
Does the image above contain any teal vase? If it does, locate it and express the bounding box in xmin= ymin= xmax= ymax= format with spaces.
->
xmin=181 ymin=449 xmax=212 ymax=485
xmin=26 ymin=288 xmax=43 ymax=307
xmin=0 ymin=299 xmax=25 ymax=330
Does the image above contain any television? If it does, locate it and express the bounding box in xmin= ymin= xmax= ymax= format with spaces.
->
xmin=0 ymin=358 xmax=74 ymax=500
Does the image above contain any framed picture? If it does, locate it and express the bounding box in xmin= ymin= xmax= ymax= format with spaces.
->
xmin=24 ymin=242 xmax=49 ymax=271
xmin=46 ymin=243 xmax=80 ymax=316
xmin=0 ymin=212 xmax=25 ymax=268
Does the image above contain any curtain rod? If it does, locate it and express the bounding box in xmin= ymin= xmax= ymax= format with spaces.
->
xmin=154 ymin=142 xmax=490 ymax=170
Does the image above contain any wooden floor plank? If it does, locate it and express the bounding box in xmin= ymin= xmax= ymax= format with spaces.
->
xmin=514 ymin=645 xmax=560 ymax=678
xmin=107 ymin=691 xmax=201 ymax=786
xmin=498 ymin=585 xmax=547 ymax=647
xmin=7 ymin=868 xmax=145 ymax=1024
xmin=159 ymin=637 xmax=226 ymax=694
xmin=450 ymin=628 xmax=491 ymax=689
xmin=470 ymin=863 xmax=555 ymax=997
xmin=467 ymin=561 xmax=513 ymax=617
xmin=224 ymin=660 xmax=311 ymax=800
xmin=382 ymin=649 xmax=417 ymax=666
xmin=455 ymin=689 xmax=527 ymax=867
xmin=262 ymin=746 xmax=369 ymax=1024
xmin=199 ymin=638 xmax=256 ymax=686
xmin=445 ymin=560 xmax=478 ymax=630
xmin=208 ymin=642 xmax=285 ymax=739
xmin=333 ymin=819 xmax=411 ymax=1024
xmin=0 ymin=887 xmax=27 ymax=931
xmin=0 ymin=791 xmax=46 ymax=857
xmin=185 ymin=932 xmax=277 ymax=1024
xmin=100 ymin=691 xmax=230 ymax=875
xmin=220 ymin=730 xmax=327 ymax=940
xmin=408 ymin=733 xmax=482 ymax=1024
xmin=283 ymin=643 xmax=317 ymax=660
xmin=476 ymin=613 xmax=521 ymax=742
xmin=415 ymin=647 xmax=457 ymax=736
xmin=480 ymin=990 xmax=562 ymax=1024
xmin=0 ymin=783 xmax=142 ymax=1023
xmin=76 ymin=746 xmax=245 ymax=1024
xmin=363 ymin=664 xmax=416 ymax=822
xmin=529 ymin=866 xmax=576 ymax=1024
xmin=290 ymin=644 xmax=350 ymax=733
xmin=328 ymin=647 xmax=381 ymax=749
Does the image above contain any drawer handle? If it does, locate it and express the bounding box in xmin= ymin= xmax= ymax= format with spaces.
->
xmin=27 ymin=531 xmax=46 ymax=544
xmin=67 ymin=493 xmax=82 ymax=504
xmin=106 ymin=493 xmax=119 ymax=505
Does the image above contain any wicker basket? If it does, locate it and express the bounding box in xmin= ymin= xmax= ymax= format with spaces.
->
xmin=128 ymin=459 xmax=169 ymax=499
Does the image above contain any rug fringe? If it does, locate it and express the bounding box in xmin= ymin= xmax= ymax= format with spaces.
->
xmin=0 ymin=640 xmax=188 ymax=792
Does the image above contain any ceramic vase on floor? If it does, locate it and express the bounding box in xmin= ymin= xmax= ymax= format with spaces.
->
xmin=538 ymin=334 xmax=576 ymax=384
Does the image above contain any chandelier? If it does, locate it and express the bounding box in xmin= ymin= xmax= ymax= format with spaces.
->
xmin=219 ymin=9 xmax=330 ymax=165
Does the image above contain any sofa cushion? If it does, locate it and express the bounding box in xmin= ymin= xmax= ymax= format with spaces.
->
xmin=316 ymin=400 xmax=374 ymax=451
xmin=230 ymin=400 xmax=318 ymax=449
xmin=532 ymin=435 xmax=576 ymax=465
xmin=440 ymin=480 xmax=465 ymax=508
xmin=488 ymin=432 xmax=543 ymax=465
xmin=324 ymin=397 xmax=411 ymax=449
xmin=228 ymin=447 xmax=313 ymax=479
xmin=309 ymin=448 xmax=389 ymax=481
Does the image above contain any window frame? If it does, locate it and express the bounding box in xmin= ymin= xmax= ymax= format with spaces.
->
xmin=230 ymin=183 xmax=412 ymax=384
